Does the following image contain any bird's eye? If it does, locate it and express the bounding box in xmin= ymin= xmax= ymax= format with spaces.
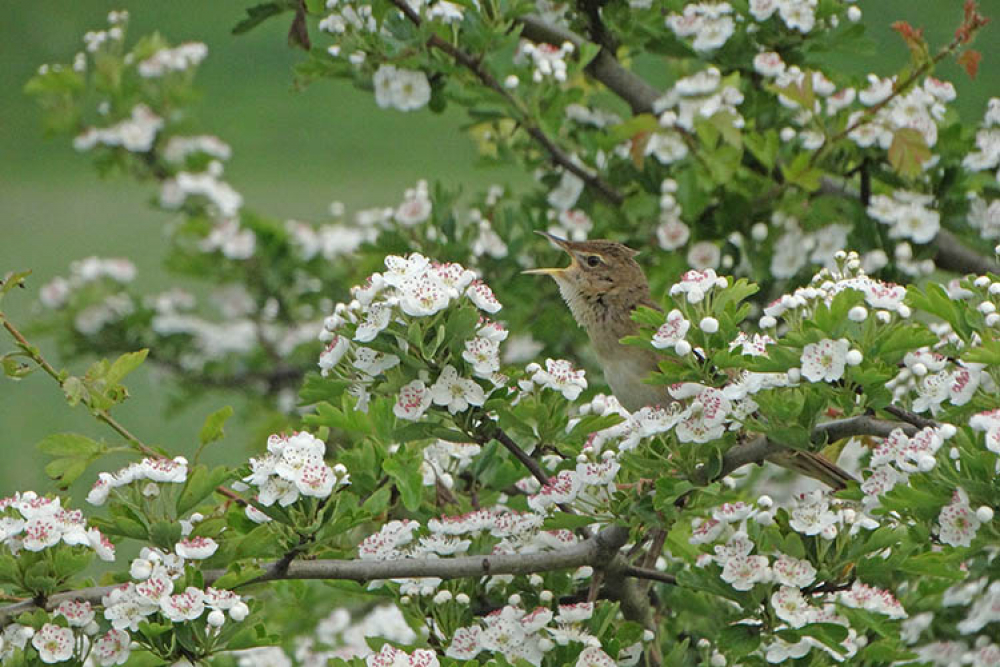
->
xmin=585 ymin=255 xmax=602 ymax=268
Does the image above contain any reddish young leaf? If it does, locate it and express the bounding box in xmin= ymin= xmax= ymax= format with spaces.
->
xmin=956 ymin=49 xmax=982 ymax=79
xmin=888 ymin=128 xmax=931 ymax=179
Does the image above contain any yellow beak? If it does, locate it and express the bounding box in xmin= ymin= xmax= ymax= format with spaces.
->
xmin=522 ymin=231 xmax=575 ymax=276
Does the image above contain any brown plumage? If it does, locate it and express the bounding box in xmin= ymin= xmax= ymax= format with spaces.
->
xmin=526 ymin=232 xmax=854 ymax=490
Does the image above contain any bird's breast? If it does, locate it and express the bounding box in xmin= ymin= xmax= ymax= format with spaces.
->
xmin=596 ymin=346 xmax=669 ymax=413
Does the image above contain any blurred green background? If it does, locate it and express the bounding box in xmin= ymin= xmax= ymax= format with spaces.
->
xmin=1 ymin=1 xmax=998 ymax=498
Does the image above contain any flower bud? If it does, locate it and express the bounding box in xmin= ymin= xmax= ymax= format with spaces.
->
xmin=699 ymin=317 xmax=719 ymax=333
xmin=207 ymin=609 xmax=226 ymax=627
xmin=230 ymin=601 xmax=250 ymax=621
xmin=848 ymin=306 xmax=868 ymax=322
xmin=846 ymin=349 xmax=863 ymax=366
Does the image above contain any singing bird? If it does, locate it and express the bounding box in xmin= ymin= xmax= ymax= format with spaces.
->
xmin=525 ymin=232 xmax=854 ymax=490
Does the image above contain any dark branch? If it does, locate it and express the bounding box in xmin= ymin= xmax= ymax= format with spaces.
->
xmin=932 ymin=228 xmax=1000 ymax=277
xmin=518 ymin=15 xmax=660 ymax=115
xmin=884 ymin=404 xmax=939 ymax=430
xmin=0 ymin=526 xmax=629 ymax=622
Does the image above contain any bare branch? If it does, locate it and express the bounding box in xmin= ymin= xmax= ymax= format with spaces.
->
xmin=0 ymin=526 xmax=629 ymax=622
xmin=517 ymin=15 xmax=660 ymax=115
xmin=932 ymin=228 xmax=1000 ymax=276
xmin=884 ymin=404 xmax=940 ymax=430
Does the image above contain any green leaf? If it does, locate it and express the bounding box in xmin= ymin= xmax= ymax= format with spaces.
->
xmin=199 ymin=406 xmax=234 ymax=446
xmin=383 ymin=447 xmax=424 ymax=512
xmin=149 ymin=521 xmax=183 ymax=551
xmin=232 ymin=2 xmax=290 ymax=35
xmin=44 ymin=457 xmax=89 ymax=489
xmin=361 ymin=484 xmax=392 ymax=516
xmin=105 ymin=349 xmax=148 ymax=387
xmin=37 ymin=433 xmax=103 ymax=458
xmin=783 ymin=152 xmax=823 ymax=192
xmin=896 ymin=551 xmax=968 ymax=580
xmin=0 ymin=271 xmax=31 ymax=299
xmin=745 ymin=130 xmax=779 ymax=170
xmin=888 ymin=127 xmax=931 ymax=178
xmin=542 ymin=513 xmax=597 ymax=531
xmin=177 ymin=465 xmax=231 ymax=516
xmin=577 ymin=41 xmax=601 ymax=68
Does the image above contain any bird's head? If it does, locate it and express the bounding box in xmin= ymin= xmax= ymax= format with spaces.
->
xmin=523 ymin=232 xmax=647 ymax=302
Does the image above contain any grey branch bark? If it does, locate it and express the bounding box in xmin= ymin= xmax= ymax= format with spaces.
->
xmin=0 ymin=526 xmax=629 ymax=623
xmin=717 ymin=415 xmax=919 ymax=481
xmin=518 ymin=15 xmax=661 ymax=114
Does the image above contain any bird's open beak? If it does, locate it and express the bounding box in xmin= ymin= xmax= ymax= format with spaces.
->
xmin=522 ymin=231 xmax=576 ymax=276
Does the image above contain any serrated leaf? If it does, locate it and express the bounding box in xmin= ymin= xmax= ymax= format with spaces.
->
xmin=149 ymin=521 xmax=183 ymax=551
xmin=44 ymin=457 xmax=89 ymax=489
xmin=199 ymin=406 xmax=234 ymax=445
xmin=888 ymin=128 xmax=930 ymax=179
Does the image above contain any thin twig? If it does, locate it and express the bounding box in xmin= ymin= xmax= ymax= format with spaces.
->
xmin=387 ymin=0 xmax=624 ymax=205
xmin=884 ymin=405 xmax=940 ymax=430
xmin=0 ymin=312 xmax=159 ymax=458
xmin=620 ymin=564 xmax=677 ymax=586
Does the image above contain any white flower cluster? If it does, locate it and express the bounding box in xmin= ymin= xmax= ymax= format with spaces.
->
xmin=446 ymin=602 xmax=639 ymax=667
xmin=867 ymin=189 xmax=940 ymax=244
xmin=0 ymin=492 xmax=114 ymax=561
xmin=650 ymin=67 xmax=743 ymax=164
xmin=967 ymin=192 xmax=1000 ymax=240
xmin=970 ymin=408 xmax=1000 ymax=455
xmin=395 ymin=179 xmax=433 ymax=226
xmin=516 ymin=40 xmax=575 ymax=83
xmin=765 ymin=213 xmax=851 ymax=279
xmin=81 ymin=10 xmax=127 ymax=54
xmin=666 ymin=2 xmax=735 ymax=52
xmin=87 ymin=456 xmax=189 ymax=506
xmin=101 ymin=546 xmax=249 ymax=645
xmin=366 ymin=644 xmax=439 ymax=667
xmin=286 ymin=219 xmax=374 ymax=261
xmin=749 ymin=0 xmax=819 ymax=33
xmin=526 ymin=453 xmax=619 ymax=513
xmin=860 ymin=426 xmax=956 ymax=510
xmin=421 ymin=440 xmax=481 ymax=489
xmin=655 ymin=178 xmax=691 ymax=252
xmin=317 ymin=253 xmax=503 ymax=416
xmin=847 ymin=75 xmax=955 ymax=156
xmin=162 ymin=134 xmax=232 ymax=164
xmin=689 ymin=495 xmax=898 ymax=663
xmin=963 ymin=97 xmax=1000 ymax=177
xmin=272 ymin=604 xmax=415 ymax=666
xmin=73 ymin=104 xmax=163 ymax=153
xmin=137 ymin=42 xmax=207 ymax=77
xmin=160 ymin=169 xmax=244 ymax=219
xmin=887 ymin=347 xmax=992 ymax=416
xmin=521 ymin=358 xmax=588 ymax=401
xmin=39 ymin=256 xmax=136 ymax=310
xmin=373 ymin=65 xmax=432 ymax=112
xmin=26 ymin=611 xmax=133 ymax=667
xmin=241 ymin=432 xmax=349 ymax=511
xmin=546 ymin=208 xmax=593 ymax=242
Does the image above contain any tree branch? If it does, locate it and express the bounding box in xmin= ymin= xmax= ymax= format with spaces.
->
xmin=386 ymin=0 xmax=624 ymax=205
xmin=517 ymin=15 xmax=660 ymax=115
xmin=717 ymin=415 xmax=921 ymax=481
xmin=0 ymin=525 xmax=629 ymax=622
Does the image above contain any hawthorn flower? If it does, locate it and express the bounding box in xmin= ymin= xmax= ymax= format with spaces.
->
xmin=970 ymin=408 xmax=1000 ymax=453
xmin=800 ymin=338 xmax=849 ymax=383
xmin=720 ymin=554 xmax=770 ymax=591
xmin=32 ymin=623 xmax=74 ymax=664
xmin=466 ymin=280 xmax=502 ymax=313
xmin=400 ymin=274 xmax=451 ymax=317
xmin=395 ymin=379 xmax=434 ymax=420
xmin=161 ymin=587 xmax=206 ymax=622
xmin=354 ymin=303 xmax=393 ymax=343
xmin=93 ymin=629 xmax=130 ymax=666
xmin=175 ymin=536 xmax=218 ymax=560
xmin=532 ymin=359 xmax=588 ymax=400
xmin=651 ymin=310 xmax=690 ymax=349
xmin=319 ymin=335 xmax=350 ymax=375
xmin=353 ymin=347 xmax=400 ymax=378
xmin=788 ymin=492 xmax=838 ymax=536
xmin=772 ymin=586 xmax=811 ymax=628
xmin=373 ymin=65 xmax=431 ymax=112
xmin=656 ymin=219 xmax=690 ymax=250
xmin=447 ymin=626 xmax=482 ymax=660
xmin=670 ymin=269 xmax=723 ymax=303
xmin=463 ymin=337 xmax=501 ymax=376
xmin=939 ymin=488 xmax=981 ymax=547
xmin=55 ymin=599 xmax=95 ymax=627
xmin=366 ymin=644 xmax=440 ymax=667
xmin=431 ymin=365 xmax=486 ymax=414
xmin=671 ymin=385 xmax=731 ymax=443
xmin=772 ymin=554 xmax=816 ymax=587
xmin=576 ymin=647 xmax=616 ymax=667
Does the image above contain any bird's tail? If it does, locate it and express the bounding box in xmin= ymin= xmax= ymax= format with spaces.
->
xmin=766 ymin=449 xmax=857 ymax=491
